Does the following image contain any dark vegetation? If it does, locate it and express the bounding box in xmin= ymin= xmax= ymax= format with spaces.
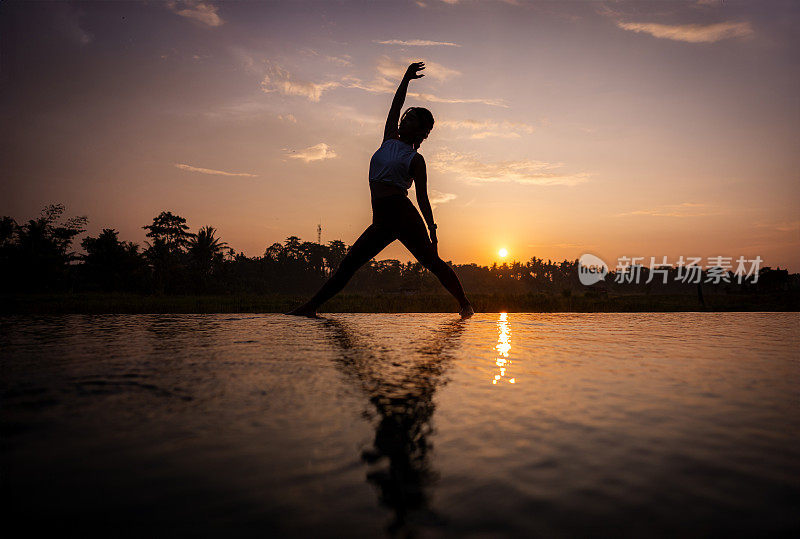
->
xmin=1 ymin=204 xmax=797 ymax=313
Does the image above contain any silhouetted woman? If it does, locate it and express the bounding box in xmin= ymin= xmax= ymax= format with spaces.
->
xmin=288 ymin=62 xmax=473 ymax=318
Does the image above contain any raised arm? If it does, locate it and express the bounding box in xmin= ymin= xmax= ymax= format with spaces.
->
xmin=383 ymin=61 xmax=425 ymax=142
xmin=410 ymin=154 xmax=438 ymax=250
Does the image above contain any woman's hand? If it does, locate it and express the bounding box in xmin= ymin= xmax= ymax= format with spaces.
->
xmin=404 ymin=61 xmax=425 ymax=81
xmin=429 ymin=228 xmax=438 ymax=256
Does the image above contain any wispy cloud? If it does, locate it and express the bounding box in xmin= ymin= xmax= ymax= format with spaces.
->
xmin=175 ymin=163 xmax=257 ymax=177
xmin=775 ymin=221 xmax=800 ymax=232
xmin=257 ymin=59 xmax=504 ymax=107
xmin=203 ymin=99 xmax=275 ymax=120
xmin=755 ymin=220 xmax=800 ymax=232
xmin=287 ymin=143 xmax=337 ymax=163
xmin=325 ymin=54 xmax=352 ymax=66
xmin=431 ymin=150 xmax=589 ymax=186
xmin=469 ymin=131 xmax=520 ymax=139
xmin=260 ymin=64 xmax=341 ymax=102
xmin=342 ymin=56 xmax=461 ymax=93
xmin=54 ymin=3 xmax=93 ymax=45
xmin=616 ymin=20 xmax=753 ymax=43
xmin=298 ymin=48 xmax=353 ymax=66
xmin=229 ymin=46 xmax=260 ymax=73
xmin=341 ymin=75 xmax=506 ymax=107
xmin=616 ymin=202 xmax=718 ymax=217
xmin=408 ymin=187 xmax=457 ymax=208
xmin=527 ymin=242 xmax=589 ymax=249
xmin=340 ymin=75 xmax=394 ymax=94
xmin=429 ymin=189 xmax=458 ymax=207
xmin=376 ymin=55 xmax=461 ymax=82
xmin=330 ymin=104 xmax=382 ymax=126
xmin=412 ymin=92 xmax=508 ymax=108
xmin=167 ymin=1 xmax=223 ymax=27
xmin=439 ymin=119 xmax=534 ymax=138
xmin=374 ymin=39 xmax=461 ymax=47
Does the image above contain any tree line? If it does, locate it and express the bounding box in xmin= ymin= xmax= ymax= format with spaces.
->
xmin=0 ymin=204 xmax=794 ymax=296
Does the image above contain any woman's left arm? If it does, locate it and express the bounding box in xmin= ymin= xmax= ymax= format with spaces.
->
xmin=411 ymin=155 xmax=438 ymax=249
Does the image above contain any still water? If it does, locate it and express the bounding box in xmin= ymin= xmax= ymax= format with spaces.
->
xmin=2 ymin=313 xmax=799 ymax=536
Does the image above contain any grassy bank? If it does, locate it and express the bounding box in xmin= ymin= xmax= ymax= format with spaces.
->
xmin=1 ymin=291 xmax=798 ymax=314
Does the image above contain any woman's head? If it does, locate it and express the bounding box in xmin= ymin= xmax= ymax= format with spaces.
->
xmin=398 ymin=107 xmax=434 ymax=149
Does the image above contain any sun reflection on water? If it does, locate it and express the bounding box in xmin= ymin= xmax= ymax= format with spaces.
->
xmin=492 ymin=312 xmax=515 ymax=385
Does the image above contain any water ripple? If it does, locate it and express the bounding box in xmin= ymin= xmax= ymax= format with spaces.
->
xmin=1 ymin=312 xmax=798 ymax=536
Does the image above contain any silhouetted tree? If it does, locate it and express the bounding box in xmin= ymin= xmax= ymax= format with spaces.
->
xmin=188 ymin=226 xmax=229 ymax=291
xmin=264 ymin=242 xmax=283 ymax=262
xmin=0 ymin=216 xmax=16 ymax=247
xmin=326 ymin=240 xmax=348 ymax=275
xmin=1 ymin=204 xmax=87 ymax=291
xmin=0 ymin=216 xmax=17 ymax=289
xmin=300 ymin=240 xmax=326 ymax=276
xmin=80 ymin=228 xmax=146 ymax=291
xmin=143 ymin=211 xmax=195 ymax=293
xmin=143 ymin=211 xmax=194 ymax=254
xmin=283 ymin=236 xmax=303 ymax=261
xmin=2 ymin=206 xmax=794 ymax=299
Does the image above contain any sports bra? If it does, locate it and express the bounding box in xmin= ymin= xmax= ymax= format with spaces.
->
xmin=368 ymin=138 xmax=418 ymax=194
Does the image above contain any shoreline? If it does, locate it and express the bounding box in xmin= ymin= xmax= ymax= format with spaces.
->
xmin=2 ymin=292 xmax=798 ymax=314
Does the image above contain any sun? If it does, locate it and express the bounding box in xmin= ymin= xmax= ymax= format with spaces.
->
xmin=498 ymin=248 xmax=508 ymax=258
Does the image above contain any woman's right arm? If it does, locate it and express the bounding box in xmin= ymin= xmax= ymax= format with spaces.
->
xmin=383 ymin=62 xmax=425 ymax=142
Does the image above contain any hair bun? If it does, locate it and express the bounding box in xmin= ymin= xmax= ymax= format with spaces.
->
xmin=401 ymin=107 xmax=435 ymax=130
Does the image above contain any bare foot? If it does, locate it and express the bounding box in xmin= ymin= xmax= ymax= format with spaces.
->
xmin=459 ymin=303 xmax=474 ymax=319
xmin=286 ymin=305 xmax=318 ymax=318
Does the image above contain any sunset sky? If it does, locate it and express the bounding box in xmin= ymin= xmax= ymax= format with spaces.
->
xmin=2 ymin=0 xmax=798 ymax=270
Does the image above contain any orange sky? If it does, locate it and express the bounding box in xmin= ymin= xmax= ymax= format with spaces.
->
xmin=2 ymin=1 xmax=799 ymax=270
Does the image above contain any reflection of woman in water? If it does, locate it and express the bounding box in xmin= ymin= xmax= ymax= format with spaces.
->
xmin=288 ymin=61 xmax=474 ymax=318
xmin=322 ymin=317 xmax=466 ymax=532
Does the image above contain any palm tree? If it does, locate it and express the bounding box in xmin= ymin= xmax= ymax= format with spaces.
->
xmin=12 ymin=204 xmax=87 ymax=291
xmin=189 ymin=226 xmax=229 ymax=277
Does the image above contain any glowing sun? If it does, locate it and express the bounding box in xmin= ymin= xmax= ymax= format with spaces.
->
xmin=498 ymin=248 xmax=508 ymax=258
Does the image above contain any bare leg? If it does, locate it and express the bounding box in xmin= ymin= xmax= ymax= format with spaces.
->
xmin=428 ymin=257 xmax=473 ymax=317
xmin=287 ymin=224 xmax=394 ymax=316
xmin=398 ymin=232 xmax=473 ymax=317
